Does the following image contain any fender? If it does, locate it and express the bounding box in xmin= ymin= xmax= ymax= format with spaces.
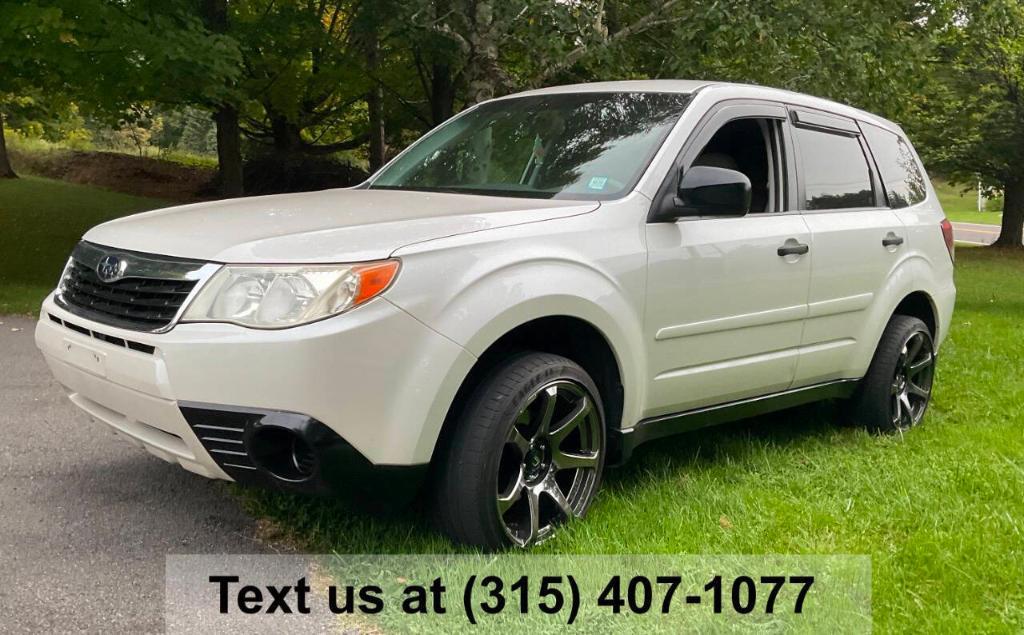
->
xmin=847 ymin=252 xmax=944 ymax=378
xmin=388 ymin=246 xmax=649 ymax=462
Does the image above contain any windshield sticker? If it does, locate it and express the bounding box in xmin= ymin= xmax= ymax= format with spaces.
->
xmin=588 ymin=176 xmax=608 ymax=191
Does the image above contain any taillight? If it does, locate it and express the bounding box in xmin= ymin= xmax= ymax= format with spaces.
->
xmin=940 ymin=218 xmax=955 ymax=262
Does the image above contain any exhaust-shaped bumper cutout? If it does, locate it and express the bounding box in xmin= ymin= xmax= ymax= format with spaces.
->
xmin=178 ymin=402 xmax=427 ymax=504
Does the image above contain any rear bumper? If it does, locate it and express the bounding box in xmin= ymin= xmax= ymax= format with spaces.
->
xmin=935 ymin=278 xmax=956 ymax=349
xmin=35 ymin=293 xmax=476 ymax=484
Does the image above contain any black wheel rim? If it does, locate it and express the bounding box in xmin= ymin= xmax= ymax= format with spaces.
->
xmin=891 ymin=330 xmax=935 ymax=430
xmin=496 ymin=380 xmax=603 ymax=547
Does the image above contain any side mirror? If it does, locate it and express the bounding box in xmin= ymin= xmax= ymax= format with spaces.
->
xmin=658 ymin=166 xmax=751 ymax=220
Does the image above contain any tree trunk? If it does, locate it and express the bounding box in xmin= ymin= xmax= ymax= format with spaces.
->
xmin=465 ymin=0 xmax=501 ymax=104
xmin=367 ymin=93 xmax=386 ymax=172
xmin=994 ymin=178 xmax=1024 ymax=249
xmin=430 ymin=63 xmax=455 ymax=126
xmin=270 ymin=115 xmax=304 ymax=158
xmin=214 ymin=106 xmax=243 ymax=198
xmin=0 ymin=112 xmax=17 ymax=179
xmin=366 ymin=34 xmax=387 ymax=172
xmin=201 ymin=0 xmax=242 ymax=197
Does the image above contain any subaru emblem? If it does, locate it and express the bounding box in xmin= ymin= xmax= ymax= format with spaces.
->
xmin=96 ymin=255 xmax=127 ymax=283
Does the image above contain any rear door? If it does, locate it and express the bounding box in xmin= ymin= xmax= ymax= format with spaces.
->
xmin=790 ymin=109 xmax=907 ymax=385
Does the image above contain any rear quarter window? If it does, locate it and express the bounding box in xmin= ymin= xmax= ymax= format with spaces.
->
xmin=862 ymin=124 xmax=927 ymax=208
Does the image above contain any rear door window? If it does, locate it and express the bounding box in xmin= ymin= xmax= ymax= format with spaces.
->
xmin=794 ymin=126 xmax=874 ymax=210
xmin=862 ymin=124 xmax=927 ymax=208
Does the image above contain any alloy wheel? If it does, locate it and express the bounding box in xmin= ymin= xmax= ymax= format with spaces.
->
xmin=891 ymin=330 xmax=935 ymax=430
xmin=495 ymin=380 xmax=603 ymax=547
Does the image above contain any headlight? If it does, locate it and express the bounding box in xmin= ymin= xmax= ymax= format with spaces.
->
xmin=181 ymin=260 xmax=399 ymax=328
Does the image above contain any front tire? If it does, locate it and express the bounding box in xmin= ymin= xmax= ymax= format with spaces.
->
xmin=433 ymin=352 xmax=606 ymax=550
xmin=852 ymin=315 xmax=936 ymax=433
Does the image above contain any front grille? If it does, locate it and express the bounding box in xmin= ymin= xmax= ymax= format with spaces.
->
xmin=60 ymin=261 xmax=196 ymax=330
xmin=55 ymin=241 xmax=210 ymax=332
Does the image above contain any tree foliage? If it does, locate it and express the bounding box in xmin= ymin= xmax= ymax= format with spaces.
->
xmin=910 ymin=0 xmax=1024 ymax=247
xmin=0 ymin=0 xmax=1021 ymax=248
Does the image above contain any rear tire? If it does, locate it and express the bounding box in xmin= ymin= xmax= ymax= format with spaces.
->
xmin=851 ymin=315 xmax=936 ymax=433
xmin=433 ymin=352 xmax=606 ymax=550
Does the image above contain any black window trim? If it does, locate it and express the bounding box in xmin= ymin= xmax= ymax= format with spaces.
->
xmin=788 ymin=106 xmax=885 ymax=213
xmin=647 ymin=99 xmax=796 ymax=222
xmin=858 ymin=120 xmax=931 ymax=210
xmin=790 ymin=108 xmax=861 ymax=136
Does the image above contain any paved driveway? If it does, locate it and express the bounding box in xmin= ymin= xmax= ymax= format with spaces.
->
xmin=0 ymin=315 xmax=272 ymax=633
xmin=952 ymin=221 xmax=1002 ymax=246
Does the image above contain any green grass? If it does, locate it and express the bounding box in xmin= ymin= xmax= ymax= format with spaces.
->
xmin=158 ymin=150 xmax=219 ymax=170
xmin=0 ymin=175 xmax=168 ymax=314
xmin=241 ymin=248 xmax=1024 ymax=632
xmin=933 ymin=180 xmax=1003 ymax=225
xmin=9 ymin=132 xmax=218 ymax=169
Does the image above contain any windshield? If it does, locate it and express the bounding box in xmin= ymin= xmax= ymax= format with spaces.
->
xmin=369 ymin=92 xmax=692 ymax=200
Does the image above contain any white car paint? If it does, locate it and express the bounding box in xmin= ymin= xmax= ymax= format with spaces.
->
xmin=35 ymin=80 xmax=955 ymax=482
xmin=644 ymin=213 xmax=813 ymax=415
xmin=85 ymin=188 xmax=599 ymax=263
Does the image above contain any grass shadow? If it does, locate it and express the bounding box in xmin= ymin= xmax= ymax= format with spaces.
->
xmin=238 ymin=399 xmax=854 ymax=554
xmin=603 ymin=399 xmax=851 ymax=488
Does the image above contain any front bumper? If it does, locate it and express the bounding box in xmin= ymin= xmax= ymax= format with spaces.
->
xmin=35 ymin=293 xmax=476 ymax=485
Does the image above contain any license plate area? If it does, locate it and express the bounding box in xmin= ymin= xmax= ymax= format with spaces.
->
xmin=63 ymin=338 xmax=107 ymax=378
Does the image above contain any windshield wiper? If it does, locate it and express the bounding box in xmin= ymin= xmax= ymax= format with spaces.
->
xmin=369 ymin=185 xmax=556 ymax=199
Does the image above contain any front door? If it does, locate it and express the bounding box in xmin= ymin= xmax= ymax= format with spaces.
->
xmin=644 ymin=103 xmax=811 ymax=417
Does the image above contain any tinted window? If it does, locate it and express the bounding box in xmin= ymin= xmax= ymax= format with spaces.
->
xmin=371 ymin=92 xmax=691 ymax=200
xmin=692 ymin=118 xmax=775 ymax=213
xmin=795 ymin=127 xmax=874 ymax=210
xmin=863 ymin=124 xmax=927 ymax=208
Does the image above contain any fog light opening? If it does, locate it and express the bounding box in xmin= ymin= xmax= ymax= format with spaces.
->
xmin=248 ymin=426 xmax=317 ymax=482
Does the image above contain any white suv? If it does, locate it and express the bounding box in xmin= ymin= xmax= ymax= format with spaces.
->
xmin=35 ymin=81 xmax=956 ymax=549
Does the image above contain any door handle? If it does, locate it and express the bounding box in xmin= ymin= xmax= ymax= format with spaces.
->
xmin=882 ymin=235 xmax=905 ymax=247
xmin=777 ymin=243 xmax=810 ymax=257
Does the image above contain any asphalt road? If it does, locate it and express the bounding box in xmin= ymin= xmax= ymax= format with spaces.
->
xmin=953 ymin=221 xmax=1002 ymax=246
xmin=0 ymin=315 xmax=274 ymax=633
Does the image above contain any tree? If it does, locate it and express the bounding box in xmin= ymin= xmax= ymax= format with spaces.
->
xmin=201 ymin=0 xmax=244 ymax=196
xmin=352 ymin=0 xmax=399 ymax=171
xmin=34 ymin=0 xmax=245 ymax=194
xmin=231 ymin=0 xmax=371 ymax=161
xmin=564 ymin=0 xmax=931 ymax=122
xmin=0 ymin=1 xmax=73 ymax=178
xmin=0 ymin=112 xmax=14 ymax=178
xmin=912 ymin=0 xmax=1024 ymax=248
xmin=409 ymin=0 xmax=690 ymax=106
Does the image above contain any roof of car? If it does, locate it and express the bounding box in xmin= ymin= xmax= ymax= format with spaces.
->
xmin=496 ymin=80 xmax=901 ymax=133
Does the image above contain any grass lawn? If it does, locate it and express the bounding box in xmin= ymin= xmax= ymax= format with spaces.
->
xmin=933 ymin=180 xmax=1003 ymax=226
xmin=241 ymin=247 xmax=1024 ymax=632
xmin=0 ymin=175 xmax=168 ymax=314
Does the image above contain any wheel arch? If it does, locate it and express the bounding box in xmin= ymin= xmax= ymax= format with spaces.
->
xmin=427 ymin=312 xmax=634 ymax=467
xmin=892 ymin=290 xmax=939 ymax=339
xmin=845 ymin=249 xmax=948 ymax=378
xmin=389 ymin=249 xmax=648 ymax=466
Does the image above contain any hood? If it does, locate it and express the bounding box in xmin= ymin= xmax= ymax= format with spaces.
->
xmin=83 ymin=188 xmax=599 ymax=263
